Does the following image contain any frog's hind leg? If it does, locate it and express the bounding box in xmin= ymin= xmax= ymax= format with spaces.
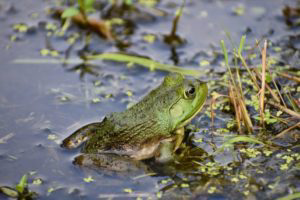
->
xmin=61 ymin=122 xmax=101 ymax=149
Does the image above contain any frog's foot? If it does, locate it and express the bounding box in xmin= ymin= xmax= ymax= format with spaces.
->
xmin=61 ymin=122 xmax=101 ymax=149
xmin=73 ymin=153 xmax=150 ymax=172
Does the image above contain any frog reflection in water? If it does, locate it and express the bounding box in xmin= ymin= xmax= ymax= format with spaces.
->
xmin=62 ymin=73 xmax=207 ymax=170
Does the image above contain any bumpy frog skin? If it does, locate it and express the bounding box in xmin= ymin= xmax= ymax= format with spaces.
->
xmin=62 ymin=73 xmax=208 ymax=166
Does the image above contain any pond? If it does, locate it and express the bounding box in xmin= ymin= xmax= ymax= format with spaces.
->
xmin=0 ymin=0 xmax=299 ymax=199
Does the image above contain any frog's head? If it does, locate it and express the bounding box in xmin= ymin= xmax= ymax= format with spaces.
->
xmin=161 ymin=73 xmax=208 ymax=131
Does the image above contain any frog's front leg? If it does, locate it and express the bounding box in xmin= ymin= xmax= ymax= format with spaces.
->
xmin=61 ymin=122 xmax=101 ymax=149
xmin=155 ymin=127 xmax=185 ymax=163
xmin=173 ymin=127 xmax=184 ymax=152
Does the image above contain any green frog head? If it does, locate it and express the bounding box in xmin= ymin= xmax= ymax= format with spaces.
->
xmin=159 ymin=73 xmax=208 ymax=131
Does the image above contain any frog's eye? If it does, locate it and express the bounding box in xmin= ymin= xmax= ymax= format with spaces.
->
xmin=184 ymin=85 xmax=196 ymax=99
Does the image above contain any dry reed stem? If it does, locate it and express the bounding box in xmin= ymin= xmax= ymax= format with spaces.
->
xmin=278 ymin=72 xmax=300 ymax=83
xmin=272 ymin=76 xmax=288 ymax=108
xmin=272 ymin=122 xmax=300 ymax=139
xmin=210 ymin=97 xmax=215 ymax=128
xmin=229 ymin=85 xmax=242 ymax=133
xmin=268 ymin=100 xmax=300 ymax=119
xmin=260 ymin=40 xmax=267 ymax=126
xmin=239 ymin=97 xmax=254 ymax=133
xmin=253 ymin=69 xmax=281 ymax=103
xmin=238 ymin=55 xmax=260 ymax=90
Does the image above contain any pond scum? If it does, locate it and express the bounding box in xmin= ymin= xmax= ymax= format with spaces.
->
xmin=2 ymin=0 xmax=300 ymax=199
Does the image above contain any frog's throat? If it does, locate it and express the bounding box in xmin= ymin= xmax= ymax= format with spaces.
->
xmin=177 ymin=95 xmax=207 ymax=129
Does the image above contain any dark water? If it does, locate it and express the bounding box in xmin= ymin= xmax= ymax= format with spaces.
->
xmin=0 ymin=0 xmax=298 ymax=199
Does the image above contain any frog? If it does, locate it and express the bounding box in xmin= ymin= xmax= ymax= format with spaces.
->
xmin=61 ymin=73 xmax=208 ymax=168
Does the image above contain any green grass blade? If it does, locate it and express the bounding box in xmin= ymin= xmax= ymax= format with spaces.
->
xmin=220 ymin=40 xmax=229 ymax=67
xmin=87 ymin=53 xmax=203 ymax=76
xmin=238 ymin=35 xmax=246 ymax=55
xmin=277 ymin=192 xmax=300 ymax=200
xmin=16 ymin=174 xmax=28 ymax=193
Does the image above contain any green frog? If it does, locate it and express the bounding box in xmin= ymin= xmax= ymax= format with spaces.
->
xmin=62 ymin=73 xmax=207 ymax=168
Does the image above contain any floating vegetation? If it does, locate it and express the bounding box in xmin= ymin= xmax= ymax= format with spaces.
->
xmin=0 ymin=174 xmax=37 ymax=199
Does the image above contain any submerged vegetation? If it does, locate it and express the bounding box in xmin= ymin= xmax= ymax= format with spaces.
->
xmin=1 ymin=0 xmax=300 ymax=199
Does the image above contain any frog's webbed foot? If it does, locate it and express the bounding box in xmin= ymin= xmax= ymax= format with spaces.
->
xmin=61 ymin=122 xmax=101 ymax=149
xmin=73 ymin=153 xmax=151 ymax=173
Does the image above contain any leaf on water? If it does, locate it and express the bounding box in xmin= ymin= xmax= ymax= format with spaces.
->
xmin=0 ymin=133 xmax=15 ymax=144
xmin=91 ymin=98 xmax=101 ymax=104
xmin=193 ymin=138 xmax=203 ymax=143
xmin=233 ymin=4 xmax=245 ymax=16
xmin=180 ymin=183 xmax=189 ymax=188
xmin=123 ymin=188 xmax=133 ymax=193
xmin=47 ymin=187 xmax=54 ymax=194
xmin=200 ymin=60 xmax=210 ymax=67
xmin=40 ymin=49 xmax=50 ymax=56
xmin=83 ymin=176 xmax=94 ymax=183
xmin=0 ymin=186 xmax=18 ymax=198
xmin=143 ymin=34 xmax=156 ymax=43
xmin=126 ymin=91 xmax=133 ymax=97
xmin=156 ymin=191 xmax=162 ymax=198
xmin=224 ymin=136 xmax=264 ymax=145
xmin=32 ymin=178 xmax=43 ymax=185
xmin=208 ymin=186 xmax=217 ymax=194
xmin=47 ymin=134 xmax=57 ymax=140
xmin=215 ymin=136 xmax=264 ymax=154
xmin=61 ymin=8 xmax=80 ymax=18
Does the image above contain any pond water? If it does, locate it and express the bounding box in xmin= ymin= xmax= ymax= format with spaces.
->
xmin=0 ymin=0 xmax=299 ymax=199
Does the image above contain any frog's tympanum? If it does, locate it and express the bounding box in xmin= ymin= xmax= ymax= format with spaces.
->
xmin=62 ymin=73 xmax=207 ymax=169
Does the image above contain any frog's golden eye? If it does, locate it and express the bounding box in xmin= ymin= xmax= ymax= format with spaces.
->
xmin=184 ymin=84 xmax=196 ymax=99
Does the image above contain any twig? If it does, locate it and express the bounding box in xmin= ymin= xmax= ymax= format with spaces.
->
xmin=253 ymin=69 xmax=280 ymax=103
xmin=278 ymin=72 xmax=300 ymax=83
xmin=272 ymin=77 xmax=287 ymax=108
xmin=229 ymin=85 xmax=242 ymax=133
xmin=210 ymin=97 xmax=215 ymax=128
xmin=272 ymin=122 xmax=300 ymax=139
xmin=268 ymin=101 xmax=300 ymax=119
xmin=260 ymin=40 xmax=267 ymax=126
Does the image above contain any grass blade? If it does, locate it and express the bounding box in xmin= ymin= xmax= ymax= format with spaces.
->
xmin=238 ymin=35 xmax=246 ymax=55
xmin=87 ymin=53 xmax=203 ymax=76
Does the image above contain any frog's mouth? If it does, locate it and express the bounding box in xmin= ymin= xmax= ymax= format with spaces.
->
xmin=178 ymin=94 xmax=207 ymax=128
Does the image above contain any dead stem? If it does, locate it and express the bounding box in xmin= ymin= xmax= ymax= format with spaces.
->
xmin=272 ymin=76 xmax=288 ymax=108
xmin=272 ymin=122 xmax=300 ymax=139
xmin=253 ymin=69 xmax=281 ymax=103
xmin=210 ymin=97 xmax=215 ymax=129
xmin=238 ymin=55 xmax=260 ymax=90
xmin=278 ymin=72 xmax=300 ymax=83
xmin=239 ymin=97 xmax=254 ymax=133
xmin=268 ymin=100 xmax=300 ymax=119
xmin=260 ymin=40 xmax=267 ymax=126
xmin=229 ymin=85 xmax=242 ymax=133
